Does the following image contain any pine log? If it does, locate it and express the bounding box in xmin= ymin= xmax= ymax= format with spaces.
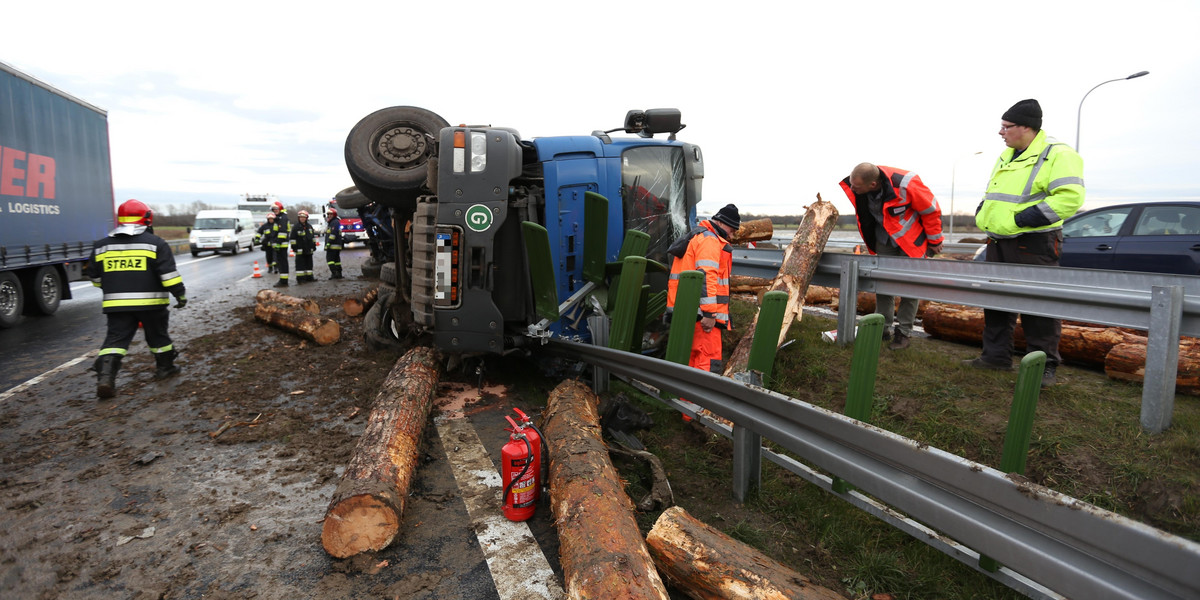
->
xmin=729 ymin=218 xmax=775 ymax=245
xmin=1104 ymin=340 xmax=1200 ymax=395
xmin=254 ymin=289 xmax=319 ymax=314
xmin=321 ymin=346 xmax=441 ymax=558
xmin=545 ymin=379 xmax=670 ymax=600
xmin=731 ymin=275 xmax=774 ymax=295
xmin=805 ymin=286 xmax=835 ymax=306
xmin=724 ymin=196 xmax=838 ymax=376
xmin=253 ymin=301 xmax=341 ymax=346
xmin=647 ymin=506 xmax=847 ymax=600
xmin=343 ymin=286 xmax=379 ymax=317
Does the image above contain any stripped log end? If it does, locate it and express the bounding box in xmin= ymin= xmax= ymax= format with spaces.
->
xmin=320 ymin=494 xmax=401 ymax=559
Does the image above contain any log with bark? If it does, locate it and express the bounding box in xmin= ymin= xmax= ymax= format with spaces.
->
xmin=1105 ymin=339 xmax=1200 ymax=395
xmin=731 ymin=275 xmax=774 ymax=295
xmin=320 ymin=346 xmax=441 ymax=559
xmin=343 ymin=286 xmax=379 ymax=317
xmin=254 ymin=294 xmax=341 ymax=346
xmin=254 ymin=289 xmax=319 ymax=314
xmin=647 ymin=506 xmax=847 ymax=600
xmin=544 ymin=379 xmax=670 ymax=600
xmin=724 ymin=196 xmax=838 ymax=376
xmin=729 ymin=217 xmax=775 ymax=245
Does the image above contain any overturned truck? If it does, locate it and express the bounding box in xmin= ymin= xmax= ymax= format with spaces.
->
xmin=344 ymin=106 xmax=705 ymax=354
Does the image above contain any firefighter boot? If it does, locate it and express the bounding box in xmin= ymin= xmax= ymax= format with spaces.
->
xmin=94 ymin=354 xmax=122 ymax=399
xmin=154 ymin=349 xmax=181 ymax=380
xmin=274 ymin=278 xmax=289 ymax=288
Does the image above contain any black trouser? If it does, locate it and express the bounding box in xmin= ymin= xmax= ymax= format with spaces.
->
xmin=275 ymin=244 xmax=289 ymax=280
xmin=99 ymin=309 xmax=173 ymax=357
xmin=326 ymin=249 xmax=341 ymax=274
xmin=263 ymin=244 xmax=275 ymax=269
xmin=981 ymin=230 xmax=1063 ymax=367
xmin=295 ymin=252 xmax=314 ymax=279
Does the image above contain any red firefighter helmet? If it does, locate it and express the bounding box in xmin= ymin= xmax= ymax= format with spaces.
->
xmin=297 ymin=209 xmax=309 ymax=218
xmin=117 ymin=199 xmax=153 ymax=226
xmin=327 ymin=207 xmax=338 ymax=218
xmin=273 ymin=201 xmax=283 ymax=210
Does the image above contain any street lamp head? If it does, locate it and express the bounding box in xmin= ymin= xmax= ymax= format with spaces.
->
xmin=1127 ymin=71 xmax=1150 ymax=79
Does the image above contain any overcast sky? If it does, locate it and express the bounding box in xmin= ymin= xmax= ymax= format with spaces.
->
xmin=3 ymin=1 xmax=1197 ymax=220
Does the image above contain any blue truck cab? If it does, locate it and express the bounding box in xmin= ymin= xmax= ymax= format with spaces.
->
xmin=345 ymin=107 xmax=703 ymax=354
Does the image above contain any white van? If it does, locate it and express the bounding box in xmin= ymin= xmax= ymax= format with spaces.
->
xmin=188 ymin=210 xmax=257 ymax=256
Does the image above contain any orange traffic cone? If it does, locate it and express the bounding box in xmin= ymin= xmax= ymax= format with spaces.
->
xmin=252 ymin=261 xmax=262 ymax=278
xmin=289 ymin=249 xmax=295 ymax=257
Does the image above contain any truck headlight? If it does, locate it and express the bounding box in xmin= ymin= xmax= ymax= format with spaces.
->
xmin=470 ymin=132 xmax=486 ymax=172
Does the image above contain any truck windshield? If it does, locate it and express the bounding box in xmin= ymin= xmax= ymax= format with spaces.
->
xmin=620 ymin=146 xmax=690 ymax=264
xmin=194 ymin=218 xmax=236 ymax=230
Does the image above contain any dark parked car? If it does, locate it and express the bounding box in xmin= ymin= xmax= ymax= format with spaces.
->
xmin=1060 ymin=201 xmax=1200 ymax=275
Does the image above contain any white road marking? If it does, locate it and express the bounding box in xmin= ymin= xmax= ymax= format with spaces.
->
xmin=0 ymin=350 xmax=97 ymax=403
xmin=435 ymin=416 xmax=564 ymax=600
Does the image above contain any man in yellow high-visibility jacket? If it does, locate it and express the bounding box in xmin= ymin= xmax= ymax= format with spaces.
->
xmin=965 ymin=99 xmax=1084 ymax=387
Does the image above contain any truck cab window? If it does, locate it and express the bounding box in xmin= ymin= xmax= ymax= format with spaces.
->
xmin=621 ymin=146 xmax=689 ymax=264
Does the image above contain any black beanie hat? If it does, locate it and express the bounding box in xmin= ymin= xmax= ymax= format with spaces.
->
xmin=1002 ymin=99 xmax=1042 ymax=130
xmin=712 ymin=204 xmax=740 ymax=230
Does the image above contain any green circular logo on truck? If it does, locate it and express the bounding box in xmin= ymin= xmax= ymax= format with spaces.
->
xmin=465 ymin=204 xmax=493 ymax=232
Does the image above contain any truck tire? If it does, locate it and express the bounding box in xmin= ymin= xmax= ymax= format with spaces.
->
xmin=334 ymin=186 xmax=370 ymax=210
xmin=0 ymin=272 xmax=24 ymax=328
xmin=380 ymin=262 xmax=397 ymax=285
xmin=29 ymin=266 xmax=62 ymax=316
xmin=230 ymin=243 xmax=239 ymax=255
xmin=345 ymin=106 xmax=449 ymax=211
xmin=363 ymin=289 xmax=405 ymax=352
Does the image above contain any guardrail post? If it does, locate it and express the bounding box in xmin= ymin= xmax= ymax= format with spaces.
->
xmin=587 ymin=315 xmax=610 ymax=394
xmin=979 ymin=350 xmax=1046 ymax=572
xmin=1142 ymin=285 xmax=1183 ymax=434
xmin=746 ymin=291 xmax=789 ymax=380
xmin=732 ymin=411 xmax=762 ymax=504
xmin=836 ymin=258 xmax=860 ymax=346
xmin=832 ymin=313 xmax=884 ymax=494
xmin=608 ymin=256 xmax=647 ymax=353
xmin=664 ymin=271 xmax=703 ymax=365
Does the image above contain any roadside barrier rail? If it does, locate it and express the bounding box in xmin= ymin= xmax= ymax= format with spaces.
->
xmin=549 ymin=339 xmax=1200 ymax=600
xmin=732 ymin=248 xmax=1200 ymax=433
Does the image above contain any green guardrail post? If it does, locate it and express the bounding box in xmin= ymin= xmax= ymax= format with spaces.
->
xmin=608 ymin=256 xmax=647 ymax=353
xmin=746 ymin=290 xmax=789 ymax=381
xmin=521 ymin=222 xmax=559 ymax=321
xmin=832 ymin=313 xmax=885 ymax=494
xmin=582 ymin=191 xmax=609 ymax=284
xmin=664 ymin=271 xmax=702 ymax=365
xmin=980 ymin=350 xmax=1046 ymax=572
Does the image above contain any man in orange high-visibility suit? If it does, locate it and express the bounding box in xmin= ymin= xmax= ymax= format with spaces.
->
xmin=667 ymin=203 xmax=739 ymax=375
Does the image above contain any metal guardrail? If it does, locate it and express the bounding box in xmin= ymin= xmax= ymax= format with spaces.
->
xmin=549 ymin=339 xmax=1200 ymax=600
xmin=732 ymin=248 xmax=1200 ymax=432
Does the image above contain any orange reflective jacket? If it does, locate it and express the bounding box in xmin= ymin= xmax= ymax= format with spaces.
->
xmin=840 ymin=166 xmax=943 ymax=258
xmin=667 ymin=220 xmax=733 ymax=328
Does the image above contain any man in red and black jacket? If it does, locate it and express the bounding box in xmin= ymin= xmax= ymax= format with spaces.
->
xmin=840 ymin=162 xmax=944 ymax=350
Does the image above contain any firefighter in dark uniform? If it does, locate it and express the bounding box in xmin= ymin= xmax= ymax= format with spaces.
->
xmin=290 ymin=209 xmax=318 ymax=283
xmin=86 ymin=199 xmax=187 ymax=399
xmin=324 ymin=207 xmax=344 ymax=280
xmin=271 ymin=201 xmax=292 ymax=287
xmin=255 ymin=211 xmax=277 ymax=273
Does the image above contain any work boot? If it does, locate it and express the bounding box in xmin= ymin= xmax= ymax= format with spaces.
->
xmin=1041 ymin=365 xmax=1058 ymax=388
xmin=154 ymin=349 xmax=181 ymax=380
xmin=962 ymin=356 xmax=1014 ymax=372
xmin=274 ymin=278 xmax=289 ymax=288
xmin=888 ymin=331 xmax=910 ymax=350
xmin=94 ymin=354 xmax=122 ymax=399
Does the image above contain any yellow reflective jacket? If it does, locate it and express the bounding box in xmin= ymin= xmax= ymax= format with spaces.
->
xmin=975 ymin=130 xmax=1085 ymax=238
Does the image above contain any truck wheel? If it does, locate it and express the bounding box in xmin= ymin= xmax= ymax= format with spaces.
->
xmin=230 ymin=243 xmax=239 ymax=255
xmin=0 ymin=272 xmax=24 ymax=328
xmin=29 ymin=266 xmax=62 ymax=316
xmin=345 ymin=106 xmax=449 ymax=211
xmin=363 ymin=289 xmax=406 ymax=352
xmin=334 ymin=186 xmax=370 ymax=210
xmin=380 ymin=262 xmax=397 ymax=285
xmin=361 ymin=261 xmax=382 ymax=279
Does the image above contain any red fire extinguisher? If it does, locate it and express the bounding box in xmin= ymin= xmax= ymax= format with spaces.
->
xmin=511 ymin=408 xmax=543 ymax=502
xmin=502 ymin=415 xmax=538 ymax=522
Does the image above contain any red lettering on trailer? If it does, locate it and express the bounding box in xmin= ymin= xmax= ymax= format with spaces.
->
xmin=0 ymin=145 xmax=57 ymax=199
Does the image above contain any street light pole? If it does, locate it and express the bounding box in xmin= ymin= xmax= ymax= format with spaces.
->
xmin=949 ymin=151 xmax=982 ymax=238
xmin=1075 ymin=70 xmax=1149 ymax=151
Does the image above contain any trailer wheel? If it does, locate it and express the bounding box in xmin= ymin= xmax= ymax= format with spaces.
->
xmin=0 ymin=272 xmax=24 ymax=328
xmin=345 ymin=106 xmax=449 ymax=211
xmin=29 ymin=266 xmax=62 ymax=316
xmin=334 ymin=186 xmax=370 ymax=210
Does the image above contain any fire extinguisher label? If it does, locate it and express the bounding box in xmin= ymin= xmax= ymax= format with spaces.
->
xmin=509 ymin=457 xmax=536 ymax=508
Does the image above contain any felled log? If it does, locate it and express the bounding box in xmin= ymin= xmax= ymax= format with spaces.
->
xmin=254 ymin=289 xmax=319 ymax=314
xmin=1104 ymin=340 xmax=1200 ymax=395
xmin=321 ymin=346 xmax=441 ymax=558
xmin=730 ymin=217 xmax=775 ymax=245
xmin=731 ymin=275 xmax=774 ymax=295
xmin=545 ymin=379 xmax=669 ymax=600
xmin=343 ymin=286 xmax=379 ymax=317
xmin=921 ymin=302 xmax=1146 ymax=368
xmin=805 ymin=286 xmax=835 ymax=306
xmin=254 ymin=298 xmax=340 ymax=346
xmin=647 ymin=506 xmax=847 ymax=600
xmin=724 ymin=196 xmax=838 ymax=376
